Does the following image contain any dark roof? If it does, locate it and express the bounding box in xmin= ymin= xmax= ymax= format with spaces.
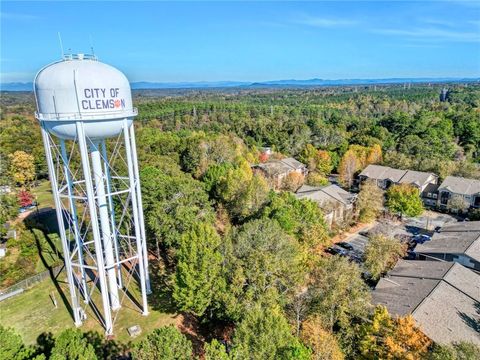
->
xmin=422 ymin=182 xmax=439 ymax=196
xmin=415 ymin=221 xmax=480 ymax=262
xmin=372 ymin=260 xmax=480 ymax=345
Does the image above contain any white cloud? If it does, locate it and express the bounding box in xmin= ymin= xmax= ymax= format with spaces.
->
xmin=0 ymin=12 xmax=40 ymax=21
xmin=372 ymin=27 xmax=480 ymax=43
xmin=293 ymin=14 xmax=359 ymax=28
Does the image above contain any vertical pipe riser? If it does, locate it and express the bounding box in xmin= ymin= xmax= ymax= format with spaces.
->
xmin=90 ymin=143 xmax=121 ymax=311
xmin=101 ymin=141 xmax=123 ymax=290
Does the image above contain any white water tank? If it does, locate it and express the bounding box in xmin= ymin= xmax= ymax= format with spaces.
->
xmin=34 ymin=54 xmax=136 ymax=140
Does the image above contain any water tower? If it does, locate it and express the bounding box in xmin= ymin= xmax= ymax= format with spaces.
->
xmin=34 ymin=53 xmax=151 ymax=335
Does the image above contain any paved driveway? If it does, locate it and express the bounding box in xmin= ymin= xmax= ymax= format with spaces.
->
xmin=404 ymin=211 xmax=457 ymax=232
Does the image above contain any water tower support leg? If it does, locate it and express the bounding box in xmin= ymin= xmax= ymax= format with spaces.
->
xmin=124 ymin=120 xmax=149 ymax=315
xmin=129 ymin=123 xmax=151 ymax=294
xmin=76 ymin=122 xmax=114 ymax=335
xmin=60 ymin=139 xmax=89 ymax=304
xmin=41 ymin=126 xmax=82 ymax=327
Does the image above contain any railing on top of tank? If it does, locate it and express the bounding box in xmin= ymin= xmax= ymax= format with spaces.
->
xmin=62 ymin=53 xmax=98 ymax=61
xmin=35 ymin=108 xmax=138 ymax=121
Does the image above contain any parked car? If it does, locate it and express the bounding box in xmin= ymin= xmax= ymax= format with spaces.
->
xmin=359 ymin=230 xmax=370 ymax=237
xmin=348 ymin=253 xmax=362 ymax=263
xmin=337 ymin=242 xmax=354 ymax=251
xmin=413 ymin=234 xmax=431 ymax=244
xmin=325 ymin=246 xmax=348 ymax=256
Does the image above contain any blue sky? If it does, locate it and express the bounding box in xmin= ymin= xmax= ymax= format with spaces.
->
xmin=1 ymin=1 xmax=479 ymax=83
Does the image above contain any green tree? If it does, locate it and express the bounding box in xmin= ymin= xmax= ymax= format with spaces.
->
xmin=262 ymin=191 xmax=329 ymax=249
xmin=0 ymin=326 xmax=35 ymax=360
xmin=429 ymin=342 xmax=480 ymax=360
xmin=386 ymin=184 xmax=424 ymax=217
xmin=218 ymin=219 xmax=302 ymax=320
xmin=215 ymin=160 xmax=269 ymax=221
xmin=363 ymin=234 xmax=406 ymax=280
xmin=50 ymin=329 xmax=97 ymax=360
xmin=141 ymin=165 xmax=214 ymax=252
xmin=356 ymin=180 xmax=384 ymax=223
xmin=309 ymin=256 xmax=370 ymax=331
xmin=204 ymin=339 xmax=230 ymax=360
xmin=231 ymin=307 xmax=297 ymax=360
xmin=173 ymin=223 xmax=224 ymax=316
xmin=0 ymin=194 xmax=19 ymax=237
xmin=131 ymin=326 xmax=192 ymax=360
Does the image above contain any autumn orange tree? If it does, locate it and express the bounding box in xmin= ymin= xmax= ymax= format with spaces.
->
xmin=282 ymin=172 xmax=305 ymax=192
xmin=359 ymin=306 xmax=431 ymax=360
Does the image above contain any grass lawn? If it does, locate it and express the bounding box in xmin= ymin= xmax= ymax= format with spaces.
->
xmin=0 ymin=271 xmax=178 ymax=345
xmin=32 ymin=180 xmax=55 ymax=210
xmin=2 ymin=180 xmax=178 ymax=345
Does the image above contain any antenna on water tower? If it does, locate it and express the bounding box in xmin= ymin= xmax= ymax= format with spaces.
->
xmin=34 ymin=53 xmax=151 ymax=336
xmin=89 ymin=35 xmax=96 ymax=57
xmin=57 ymin=32 xmax=64 ymax=58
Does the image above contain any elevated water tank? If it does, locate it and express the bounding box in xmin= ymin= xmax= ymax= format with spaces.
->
xmin=34 ymin=54 xmax=136 ymax=140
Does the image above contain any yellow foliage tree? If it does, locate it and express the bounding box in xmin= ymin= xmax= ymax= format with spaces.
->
xmin=384 ymin=315 xmax=431 ymax=360
xmin=338 ymin=150 xmax=358 ymax=188
xmin=8 ymin=151 xmax=35 ymax=187
xmin=366 ymin=144 xmax=383 ymax=165
xmin=359 ymin=306 xmax=431 ymax=360
xmin=349 ymin=145 xmax=369 ymax=170
xmin=301 ymin=316 xmax=345 ymax=360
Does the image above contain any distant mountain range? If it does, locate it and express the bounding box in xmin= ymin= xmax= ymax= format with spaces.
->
xmin=2 ymin=77 xmax=479 ymax=91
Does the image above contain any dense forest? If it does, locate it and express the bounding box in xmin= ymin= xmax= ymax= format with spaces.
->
xmin=1 ymin=84 xmax=479 ymax=359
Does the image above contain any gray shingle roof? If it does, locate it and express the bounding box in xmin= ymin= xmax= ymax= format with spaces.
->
xmin=415 ymin=222 xmax=480 ymax=263
xmin=296 ymin=184 xmax=355 ymax=206
xmin=255 ymin=157 xmax=305 ymax=176
xmin=359 ymin=165 xmax=436 ymax=187
xmin=279 ymin=157 xmax=305 ymax=170
xmin=438 ymin=176 xmax=480 ymax=196
xmin=372 ymin=260 xmax=480 ymax=345
xmin=399 ymin=170 xmax=437 ymax=187
xmin=359 ymin=164 xmax=406 ymax=182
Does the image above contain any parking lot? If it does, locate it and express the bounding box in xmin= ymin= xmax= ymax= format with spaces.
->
xmin=331 ymin=211 xmax=458 ymax=258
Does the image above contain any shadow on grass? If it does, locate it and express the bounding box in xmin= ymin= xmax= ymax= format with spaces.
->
xmin=24 ymin=209 xmax=74 ymax=324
